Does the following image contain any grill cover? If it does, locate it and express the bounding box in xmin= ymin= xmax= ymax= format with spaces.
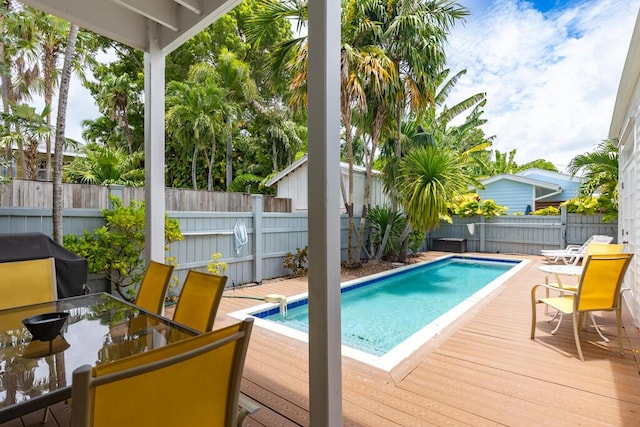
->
xmin=0 ymin=232 xmax=88 ymax=298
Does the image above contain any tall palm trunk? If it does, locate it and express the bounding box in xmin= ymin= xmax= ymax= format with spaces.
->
xmin=225 ymin=118 xmax=232 ymax=190
xmin=43 ymin=47 xmax=57 ymax=181
xmin=53 ymin=24 xmax=78 ymax=244
xmin=0 ymin=1 xmax=13 ymax=178
xmin=343 ymin=103 xmax=356 ymax=265
xmin=356 ymin=105 xmax=386 ymax=259
xmin=208 ymin=134 xmax=217 ymax=191
xmin=376 ymin=108 xmax=403 ymax=261
xmin=192 ymin=144 xmax=199 ymax=190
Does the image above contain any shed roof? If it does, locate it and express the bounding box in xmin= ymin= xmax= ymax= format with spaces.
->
xmin=265 ymin=154 xmax=379 ymax=187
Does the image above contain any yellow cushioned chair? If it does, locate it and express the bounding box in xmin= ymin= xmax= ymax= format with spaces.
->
xmin=172 ymin=270 xmax=227 ymax=333
xmin=70 ymin=318 xmax=253 ymax=427
xmin=0 ymin=257 xmax=57 ymax=310
xmin=134 ymin=260 xmax=174 ymax=314
xmin=545 ymin=243 xmax=625 ymax=294
xmin=531 ymin=253 xmax=633 ymax=361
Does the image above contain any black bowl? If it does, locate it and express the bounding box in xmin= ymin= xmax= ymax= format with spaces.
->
xmin=22 ymin=312 xmax=70 ymax=341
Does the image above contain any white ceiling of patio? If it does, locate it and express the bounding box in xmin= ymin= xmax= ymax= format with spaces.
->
xmin=21 ymin=0 xmax=241 ymax=54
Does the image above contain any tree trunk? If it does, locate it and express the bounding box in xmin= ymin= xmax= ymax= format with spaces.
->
xmin=0 ymin=2 xmax=14 ymax=178
xmin=226 ymin=118 xmax=233 ymax=190
xmin=344 ymin=116 xmax=357 ymax=266
xmin=208 ymin=134 xmax=217 ymax=191
xmin=191 ymin=144 xmax=199 ymax=190
xmin=43 ymin=48 xmax=57 ymax=181
xmin=356 ymin=105 xmax=386 ymax=260
xmin=376 ymin=108 xmax=403 ymax=261
xmin=53 ymin=24 xmax=79 ymax=244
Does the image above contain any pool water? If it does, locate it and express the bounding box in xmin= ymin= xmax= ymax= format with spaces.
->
xmin=265 ymin=257 xmax=516 ymax=355
xmin=230 ymin=255 xmax=526 ymax=370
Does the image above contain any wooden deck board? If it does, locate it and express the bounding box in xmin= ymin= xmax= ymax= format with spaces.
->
xmin=5 ymin=253 xmax=640 ymax=426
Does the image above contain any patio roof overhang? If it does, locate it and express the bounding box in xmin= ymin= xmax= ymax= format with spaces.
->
xmin=19 ymin=0 xmax=343 ymax=424
xmin=21 ymin=0 xmax=242 ymax=54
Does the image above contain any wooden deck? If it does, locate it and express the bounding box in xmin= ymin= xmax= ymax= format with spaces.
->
xmin=4 ymin=252 xmax=640 ymax=426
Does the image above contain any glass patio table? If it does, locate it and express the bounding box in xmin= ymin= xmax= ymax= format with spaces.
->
xmin=0 ymin=292 xmax=197 ymax=423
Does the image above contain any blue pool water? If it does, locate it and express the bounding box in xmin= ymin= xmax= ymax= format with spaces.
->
xmin=253 ymin=256 xmax=520 ymax=358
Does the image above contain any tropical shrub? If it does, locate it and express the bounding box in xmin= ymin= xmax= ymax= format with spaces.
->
xmin=367 ymin=206 xmax=424 ymax=260
xmin=367 ymin=206 xmax=404 ymax=259
xmin=530 ymin=206 xmax=560 ymax=216
xmin=283 ymin=246 xmax=308 ymax=277
xmin=447 ymin=194 xmax=508 ymax=219
xmin=64 ymin=195 xmax=183 ymax=300
xmin=561 ymin=196 xmax=618 ymax=222
xmin=228 ymin=173 xmax=274 ymax=195
xmin=208 ymin=252 xmax=228 ymax=275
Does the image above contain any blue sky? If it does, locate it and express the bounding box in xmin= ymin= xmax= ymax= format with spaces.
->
xmin=445 ymin=0 xmax=640 ymax=170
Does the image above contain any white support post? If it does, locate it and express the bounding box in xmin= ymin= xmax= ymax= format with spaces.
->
xmin=307 ymin=0 xmax=342 ymax=424
xmin=143 ymin=23 xmax=166 ymax=263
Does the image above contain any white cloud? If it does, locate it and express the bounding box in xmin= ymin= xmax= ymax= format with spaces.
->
xmin=445 ymin=0 xmax=640 ymax=171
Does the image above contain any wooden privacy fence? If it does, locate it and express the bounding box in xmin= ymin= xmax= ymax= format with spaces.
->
xmin=0 ymin=203 xmax=617 ymax=292
xmin=0 ymin=179 xmax=291 ymax=212
xmin=429 ymin=207 xmax=618 ymax=255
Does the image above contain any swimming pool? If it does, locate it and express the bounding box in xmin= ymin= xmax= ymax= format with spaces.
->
xmin=229 ymin=255 xmax=527 ymax=370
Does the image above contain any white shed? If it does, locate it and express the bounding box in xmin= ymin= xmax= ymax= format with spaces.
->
xmin=609 ymin=9 xmax=640 ymax=327
xmin=265 ymin=154 xmax=389 ymax=215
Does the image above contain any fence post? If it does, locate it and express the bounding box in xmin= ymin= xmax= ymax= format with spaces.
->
xmin=108 ymin=185 xmax=124 ymax=207
xmin=560 ymin=205 xmax=567 ymax=248
xmin=253 ymin=194 xmax=263 ymax=283
xmin=479 ymin=215 xmax=486 ymax=252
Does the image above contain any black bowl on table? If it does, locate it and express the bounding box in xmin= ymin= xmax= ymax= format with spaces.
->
xmin=22 ymin=312 xmax=70 ymax=341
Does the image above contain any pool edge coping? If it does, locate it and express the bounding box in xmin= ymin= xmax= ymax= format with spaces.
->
xmin=228 ymin=254 xmax=530 ymax=371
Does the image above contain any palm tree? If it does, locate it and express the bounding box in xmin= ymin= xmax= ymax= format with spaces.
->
xmin=567 ymin=139 xmax=619 ymax=209
xmin=0 ymin=2 xmax=42 ymax=178
xmin=215 ymin=49 xmax=258 ymax=190
xmin=366 ymin=1 xmax=469 ymax=262
xmin=166 ymin=63 xmax=227 ymax=190
xmin=52 ymin=23 xmax=79 ymax=244
xmin=378 ymin=69 xmax=487 ymax=260
xmin=30 ymin=9 xmax=67 ymax=180
xmin=0 ymin=103 xmax=53 ymax=179
xmin=64 ymin=143 xmax=144 ymax=185
xmin=96 ymin=73 xmax=138 ymax=155
xmin=397 ymin=145 xmax=473 ymax=233
xmin=248 ymin=0 xmax=397 ymax=266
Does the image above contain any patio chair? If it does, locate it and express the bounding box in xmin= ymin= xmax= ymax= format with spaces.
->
xmin=70 ymin=318 xmax=254 ymax=427
xmin=540 ymin=235 xmax=613 ymax=265
xmin=531 ymin=253 xmax=633 ymax=361
xmin=173 ymin=270 xmax=227 ymax=333
xmin=544 ymin=243 xmax=625 ymax=294
xmin=134 ymin=260 xmax=174 ymax=314
xmin=0 ymin=257 xmax=57 ymax=310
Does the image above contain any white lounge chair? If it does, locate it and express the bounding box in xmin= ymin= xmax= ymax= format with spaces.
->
xmin=541 ymin=235 xmax=614 ymax=265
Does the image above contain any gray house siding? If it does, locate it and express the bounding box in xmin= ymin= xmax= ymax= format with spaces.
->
xmin=477 ymin=180 xmax=533 ymax=214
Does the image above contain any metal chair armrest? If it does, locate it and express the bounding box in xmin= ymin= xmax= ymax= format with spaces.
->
xmin=238 ymin=393 xmax=260 ymax=426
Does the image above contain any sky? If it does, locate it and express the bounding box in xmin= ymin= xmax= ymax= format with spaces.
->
xmin=61 ymin=0 xmax=640 ymax=172
xmin=444 ymin=0 xmax=640 ymax=171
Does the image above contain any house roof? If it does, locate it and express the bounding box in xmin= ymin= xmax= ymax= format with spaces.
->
xmin=516 ymin=168 xmax=581 ymax=183
xmin=265 ymin=154 xmax=379 ymax=187
xmin=609 ymin=10 xmax=640 ymax=141
xmin=478 ymin=173 xmax=562 ymax=191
